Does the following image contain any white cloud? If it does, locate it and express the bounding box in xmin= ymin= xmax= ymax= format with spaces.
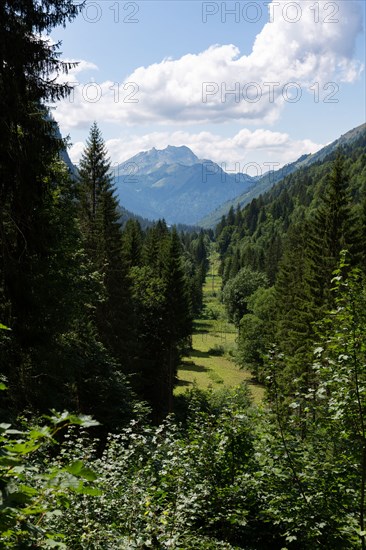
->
xmin=69 ymin=128 xmax=324 ymax=172
xmin=55 ymin=0 xmax=364 ymax=130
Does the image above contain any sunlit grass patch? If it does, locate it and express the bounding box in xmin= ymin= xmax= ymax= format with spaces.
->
xmin=176 ymin=258 xmax=265 ymax=404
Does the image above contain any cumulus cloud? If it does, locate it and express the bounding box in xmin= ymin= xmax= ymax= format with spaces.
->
xmin=69 ymin=128 xmax=324 ymax=173
xmin=55 ymin=0 xmax=363 ymax=130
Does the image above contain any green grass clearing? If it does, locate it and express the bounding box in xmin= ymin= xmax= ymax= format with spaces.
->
xmin=175 ymin=252 xmax=265 ymax=404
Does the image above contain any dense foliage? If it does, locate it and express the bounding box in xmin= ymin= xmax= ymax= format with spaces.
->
xmin=4 ymin=292 xmax=366 ymax=548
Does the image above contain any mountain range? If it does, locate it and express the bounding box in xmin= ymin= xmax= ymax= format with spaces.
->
xmin=110 ymin=123 xmax=365 ymax=227
xmin=64 ymin=122 xmax=366 ymax=228
xmin=113 ymin=145 xmax=255 ymax=225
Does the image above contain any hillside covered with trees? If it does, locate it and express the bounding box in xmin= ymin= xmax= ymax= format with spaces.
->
xmin=216 ymin=132 xmax=366 ymax=388
xmin=1 ymin=1 xmax=366 ymax=548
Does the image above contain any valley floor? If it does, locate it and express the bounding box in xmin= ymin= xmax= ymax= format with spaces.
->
xmin=175 ymin=252 xmax=264 ymax=403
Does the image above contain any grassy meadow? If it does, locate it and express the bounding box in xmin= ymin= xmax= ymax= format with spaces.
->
xmin=175 ymin=253 xmax=265 ymax=403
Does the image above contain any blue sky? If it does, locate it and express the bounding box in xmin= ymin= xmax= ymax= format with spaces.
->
xmin=51 ymin=0 xmax=366 ymax=173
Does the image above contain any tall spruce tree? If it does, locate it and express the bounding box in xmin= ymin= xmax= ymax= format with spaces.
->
xmin=77 ymin=123 xmax=134 ymax=370
xmin=129 ymin=224 xmax=193 ymax=420
xmin=121 ymin=219 xmax=143 ymax=268
xmin=274 ymin=153 xmax=360 ymax=405
xmin=0 ymin=0 xmax=82 ymax=412
xmin=161 ymin=228 xmax=192 ymax=413
xmin=142 ymin=219 xmax=170 ymax=273
xmin=308 ymin=151 xmax=358 ymax=310
xmin=274 ymin=220 xmax=316 ymax=402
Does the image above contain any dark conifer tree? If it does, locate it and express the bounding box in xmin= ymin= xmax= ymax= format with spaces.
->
xmin=161 ymin=228 xmax=192 ymax=413
xmin=0 ymin=0 xmax=82 ymax=411
xmin=78 ymin=123 xmax=117 ymax=263
xmin=129 ymin=226 xmax=193 ymax=420
xmin=265 ymin=231 xmax=283 ymax=284
xmin=77 ymin=123 xmax=133 ymax=370
xmin=142 ymin=219 xmax=169 ymax=274
xmin=308 ymin=151 xmax=359 ymax=310
xmin=247 ymin=198 xmax=260 ymax=234
xmin=121 ymin=219 xmax=143 ymax=268
xmin=222 ymin=256 xmax=233 ymax=286
xmin=275 ymin=221 xmax=315 ymax=393
xmin=230 ymin=248 xmax=241 ymax=279
xmin=195 ymin=231 xmax=209 ymax=271
xmin=274 ymin=154 xmax=360 ymax=405
xmin=235 ymin=204 xmax=243 ymax=226
xmin=226 ymin=206 xmax=236 ymax=226
xmin=215 ymin=215 xmax=227 ymax=239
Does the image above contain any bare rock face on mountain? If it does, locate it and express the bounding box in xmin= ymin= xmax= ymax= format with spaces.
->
xmin=112 ymin=145 xmax=255 ymax=225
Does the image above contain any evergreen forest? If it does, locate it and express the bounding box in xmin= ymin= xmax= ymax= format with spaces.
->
xmin=1 ymin=2 xmax=366 ymax=548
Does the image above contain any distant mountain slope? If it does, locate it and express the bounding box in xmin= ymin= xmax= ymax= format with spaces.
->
xmin=215 ymin=127 xmax=366 ymax=285
xmin=199 ymin=123 xmax=366 ymax=228
xmin=113 ymin=145 xmax=255 ymax=225
xmin=117 ymin=205 xmax=201 ymax=232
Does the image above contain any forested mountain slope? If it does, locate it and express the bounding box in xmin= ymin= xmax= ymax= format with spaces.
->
xmin=209 ymin=131 xmax=366 ymax=455
xmin=200 ymin=122 xmax=366 ymax=228
xmin=216 ymin=127 xmax=366 ymax=286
